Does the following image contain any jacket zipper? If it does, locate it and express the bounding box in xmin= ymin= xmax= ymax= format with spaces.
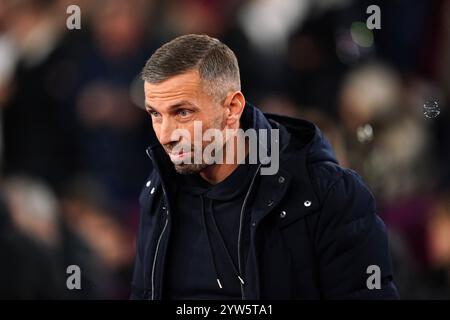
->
xmin=145 ymin=147 xmax=168 ymax=300
xmin=150 ymin=214 xmax=168 ymax=300
xmin=237 ymin=163 xmax=262 ymax=300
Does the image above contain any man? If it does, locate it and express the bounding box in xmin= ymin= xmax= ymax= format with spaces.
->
xmin=131 ymin=34 xmax=398 ymax=299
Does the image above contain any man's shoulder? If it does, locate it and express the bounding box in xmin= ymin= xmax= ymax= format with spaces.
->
xmin=306 ymin=160 xmax=375 ymax=209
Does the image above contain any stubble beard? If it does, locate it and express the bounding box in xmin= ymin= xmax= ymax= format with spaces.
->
xmin=168 ymin=116 xmax=226 ymax=175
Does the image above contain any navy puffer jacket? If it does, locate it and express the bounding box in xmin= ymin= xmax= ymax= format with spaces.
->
xmin=131 ymin=102 xmax=399 ymax=300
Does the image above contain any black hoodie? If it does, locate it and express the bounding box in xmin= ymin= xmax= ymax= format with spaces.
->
xmin=164 ymin=158 xmax=258 ymax=299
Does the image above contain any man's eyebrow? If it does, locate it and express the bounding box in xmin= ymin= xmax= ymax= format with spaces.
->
xmin=145 ymin=101 xmax=198 ymax=112
xmin=144 ymin=103 xmax=155 ymax=111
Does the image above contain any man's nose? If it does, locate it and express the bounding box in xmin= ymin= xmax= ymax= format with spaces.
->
xmin=158 ymin=118 xmax=178 ymax=146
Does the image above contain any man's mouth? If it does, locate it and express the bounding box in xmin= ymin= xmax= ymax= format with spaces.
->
xmin=168 ymin=150 xmax=192 ymax=162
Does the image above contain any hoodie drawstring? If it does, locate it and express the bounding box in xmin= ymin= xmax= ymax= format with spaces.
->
xmin=200 ymin=194 xmax=222 ymax=289
xmin=200 ymin=194 xmax=244 ymax=290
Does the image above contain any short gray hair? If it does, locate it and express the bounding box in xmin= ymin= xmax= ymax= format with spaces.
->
xmin=141 ymin=34 xmax=241 ymax=103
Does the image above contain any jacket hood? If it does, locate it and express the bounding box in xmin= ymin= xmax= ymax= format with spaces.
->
xmin=241 ymin=102 xmax=338 ymax=166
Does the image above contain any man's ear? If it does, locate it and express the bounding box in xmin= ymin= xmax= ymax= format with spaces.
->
xmin=224 ymin=91 xmax=245 ymax=128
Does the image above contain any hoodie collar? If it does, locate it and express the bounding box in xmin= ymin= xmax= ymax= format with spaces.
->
xmin=178 ymin=157 xmax=258 ymax=201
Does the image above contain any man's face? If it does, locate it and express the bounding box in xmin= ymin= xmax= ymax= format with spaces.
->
xmin=144 ymin=70 xmax=228 ymax=174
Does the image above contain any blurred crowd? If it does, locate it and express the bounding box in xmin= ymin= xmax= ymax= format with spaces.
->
xmin=0 ymin=0 xmax=450 ymax=299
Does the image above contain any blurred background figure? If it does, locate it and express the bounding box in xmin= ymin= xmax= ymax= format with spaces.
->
xmin=0 ymin=190 xmax=61 ymax=299
xmin=3 ymin=176 xmax=61 ymax=248
xmin=0 ymin=0 xmax=449 ymax=299
xmin=422 ymin=189 xmax=450 ymax=298
xmin=73 ymin=0 xmax=155 ymax=209
xmin=60 ymin=174 xmax=135 ymax=298
xmin=1 ymin=175 xmax=134 ymax=299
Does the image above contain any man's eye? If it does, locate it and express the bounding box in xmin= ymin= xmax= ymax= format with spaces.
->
xmin=178 ymin=109 xmax=192 ymax=117
xmin=149 ymin=111 xmax=160 ymax=117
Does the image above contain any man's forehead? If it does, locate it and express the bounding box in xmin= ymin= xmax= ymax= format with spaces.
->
xmin=144 ymin=70 xmax=202 ymax=96
xmin=143 ymin=72 xmax=213 ymax=110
